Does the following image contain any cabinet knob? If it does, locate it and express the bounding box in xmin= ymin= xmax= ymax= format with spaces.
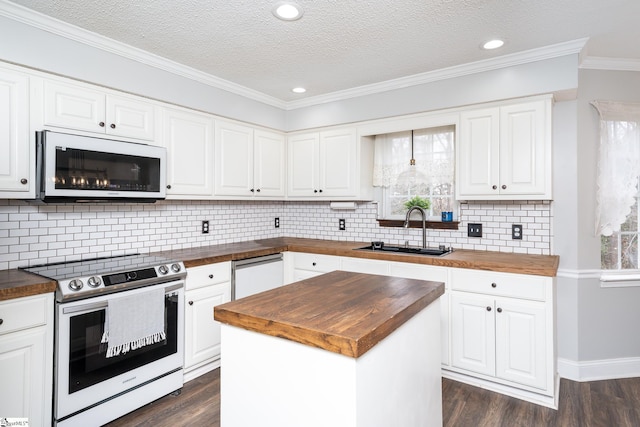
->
xmin=314 ymin=189 xmax=318 ymax=193
xmin=319 ymin=189 xmax=323 ymax=193
xmin=492 ymin=185 xmax=497 ymax=190
xmin=491 ymin=282 xmax=497 ymax=288
xmin=250 ymin=188 xmax=255 ymax=192
xmin=312 ymin=262 xmax=317 ymax=266
xmin=497 ymin=307 xmax=503 ymax=313
xmin=501 ymin=185 xmax=507 ymax=190
xmin=166 ymin=185 xmax=172 ymax=189
xmin=188 ymin=301 xmax=193 ymax=306
xmin=20 ymin=178 xmax=27 ymax=185
xmin=110 ymin=123 xmax=116 ymax=129
xmin=209 ymin=274 xmax=214 ymax=279
xmin=0 ymin=318 xmax=3 ymax=325
xmin=486 ymin=306 xmax=492 ymax=311
xmin=99 ymin=121 xmax=105 ymax=127
xmin=256 ymin=188 xmax=260 ymax=192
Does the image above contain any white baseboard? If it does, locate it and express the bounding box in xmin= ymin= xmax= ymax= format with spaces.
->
xmin=183 ymin=359 xmax=220 ymax=383
xmin=558 ymin=356 xmax=640 ymax=382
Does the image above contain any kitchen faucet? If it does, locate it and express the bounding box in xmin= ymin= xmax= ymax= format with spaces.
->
xmin=403 ymin=206 xmax=427 ymax=249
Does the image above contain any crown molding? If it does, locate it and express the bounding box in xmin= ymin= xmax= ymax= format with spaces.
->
xmin=579 ymin=56 xmax=640 ymax=72
xmin=1 ymin=1 xmax=588 ymax=112
xmin=285 ymin=38 xmax=588 ymax=110
xmin=0 ymin=0 xmax=288 ymax=109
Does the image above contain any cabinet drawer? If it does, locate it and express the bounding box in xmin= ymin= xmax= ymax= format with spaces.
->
xmin=450 ymin=268 xmax=547 ymax=301
xmin=186 ymin=262 xmax=231 ymax=291
xmin=292 ymin=252 xmax=341 ymax=273
xmin=0 ymin=294 xmax=50 ymax=335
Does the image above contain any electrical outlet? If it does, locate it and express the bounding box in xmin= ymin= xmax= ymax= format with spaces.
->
xmin=201 ymin=220 xmax=209 ymax=234
xmin=274 ymin=217 xmax=280 ymax=228
xmin=467 ymin=223 xmax=482 ymax=238
xmin=512 ymin=224 xmax=523 ymax=240
xmin=339 ymin=218 xmax=346 ymax=231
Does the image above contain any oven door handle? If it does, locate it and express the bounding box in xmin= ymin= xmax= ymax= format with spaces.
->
xmin=62 ymin=282 xmax=183 ymax=315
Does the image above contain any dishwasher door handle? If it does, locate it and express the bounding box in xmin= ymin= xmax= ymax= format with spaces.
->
xmin=233 ymin=253 xmax=283 ymax=269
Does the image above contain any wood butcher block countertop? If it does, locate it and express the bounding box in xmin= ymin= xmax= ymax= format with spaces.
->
xmin=214 ymin=270 xmax=445 ymax=357
xmin=0 ymin=237 xmax=559 ymax=301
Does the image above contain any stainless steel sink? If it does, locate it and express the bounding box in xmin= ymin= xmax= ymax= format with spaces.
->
xmin=356 ymin=243 xmax=453 ymax=257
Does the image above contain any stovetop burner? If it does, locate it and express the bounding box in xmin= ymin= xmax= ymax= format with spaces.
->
xmin=21 ymin=254 xmax=186 ymax=302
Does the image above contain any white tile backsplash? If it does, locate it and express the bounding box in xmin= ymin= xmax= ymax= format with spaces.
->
xmin=0 ymin=199 xmax=552 ymax=270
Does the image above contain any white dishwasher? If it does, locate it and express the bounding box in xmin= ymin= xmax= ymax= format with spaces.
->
xmin=232 ymin=253 xmax=284 ymax=300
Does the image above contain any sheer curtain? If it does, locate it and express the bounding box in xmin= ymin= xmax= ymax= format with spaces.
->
xmin=372 ymin=126 xmax=455 ymax=188
xmin=592 ymin=101 xmax=640 ymax=236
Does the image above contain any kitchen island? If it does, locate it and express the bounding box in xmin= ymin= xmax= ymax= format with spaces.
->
xmin=214 ymin=270 xmax=445 ymax=427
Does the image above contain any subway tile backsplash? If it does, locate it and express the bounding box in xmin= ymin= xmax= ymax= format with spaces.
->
xmin=0 ymin=199 xmax=552 ymax=270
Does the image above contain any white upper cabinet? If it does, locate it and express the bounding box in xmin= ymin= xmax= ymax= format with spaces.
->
xmin=42 ymin=79 xmax=156 ymax=141
xmin=288 ymin=127 xmax=361 ymax=199
xmin=162 ymin=107 xmax=215 ymax=198
xmin=254 ymin=129 xmax=286 ymax=197
xmin=457 ymin=96 xmax=552 ymax=200
xmin=0 ymin=66 xmax=31 ymax=197
xmin=214 ymin=120 xmax=285 ymax=198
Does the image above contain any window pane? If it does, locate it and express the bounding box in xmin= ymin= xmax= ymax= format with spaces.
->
xmin=621 ymin=233 xmax=638 ymax=269
xmin=380 ymin=125 xmax=455 ymax=219
xmin=601 ymin=234 xmax=619 ymax=270
xmin=620 ymin=199 xmax=638 ymax=232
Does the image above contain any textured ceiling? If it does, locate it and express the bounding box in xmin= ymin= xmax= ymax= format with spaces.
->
xmin=7 ymin=0 xmax=640 ymax=102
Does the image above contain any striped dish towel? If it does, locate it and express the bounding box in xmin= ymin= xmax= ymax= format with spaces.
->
xmin=101 ymin=287 xmax=166 ymax=358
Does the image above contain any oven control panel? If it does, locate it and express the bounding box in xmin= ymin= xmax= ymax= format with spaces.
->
xmin=55 ymin=261 xmax=185 ymax=301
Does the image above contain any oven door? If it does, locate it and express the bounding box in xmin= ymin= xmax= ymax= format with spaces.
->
xmin=54 ymin=281 xmax=184 ymax=420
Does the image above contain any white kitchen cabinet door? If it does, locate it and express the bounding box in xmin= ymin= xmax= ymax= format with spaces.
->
xmin=495 ymin=298 xmax=547 ymax=390
xmin=456 ymin=96 xmax=552 ymax=200
xmin=43 ymin=80 xmax=106 ymax=134
xmin=43 ymin=79 xmax=156 ymax=141
xmin=319 ymin=128 xmax=357 ymax=197
xmin=163 ymin=107 xmax=215 ymax=197
xmin=451 ymin=292 xmax=496 ymax=377
xmin=0 ymin=68 xmax=30 ymax=196
xmin=288 ymin=128 xmax=358 ymax=198
xmin=457 ymin=107 xmax=500 ymax=197
xmin=287 ymin=132 xmax=319 ymax=197
xmin=0 ymin=293 xmax=53 ymax=427
xmin=0 ymin=328 xmax=49 ymax=426
xmin=254 ymin=130 xmax=286 ymax=197
xmin=499 ymin=100 xmax=550 ymax=197
xmin=184 ymin=282 xmax=231 ymax=371
xmin=214 ymin=120 xmax=254 ymax=196
xmin=105 ymin=94 xmax=156 ymax=141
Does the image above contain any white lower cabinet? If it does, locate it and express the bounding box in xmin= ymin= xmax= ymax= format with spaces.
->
xmin=288 ymin=252 xmax=341 ymax=282
xmin=448 ymin=268 xmax=556 ymax=407
xmin=184 ymin=262 xmax=231 ymax=381
xmin=0 ymin=293 xmax=54 ymax=427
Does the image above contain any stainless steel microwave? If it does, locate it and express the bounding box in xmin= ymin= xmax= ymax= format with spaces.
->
xmin=35 ymin=131 xmax=167 ymax=202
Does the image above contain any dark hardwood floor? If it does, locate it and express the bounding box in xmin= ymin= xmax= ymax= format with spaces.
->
xmin=106 ymin=369 xmax=640 ymax=427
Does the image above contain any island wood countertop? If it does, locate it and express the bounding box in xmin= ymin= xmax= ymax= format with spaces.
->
xmin=1 ymin=237 xmax=558 ymax=301
xmin=214 ymin=270 xmax=445 ymax=358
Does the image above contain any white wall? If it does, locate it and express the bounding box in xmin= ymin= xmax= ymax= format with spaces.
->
xmin=286 ymin=55 xmax=579 ymax=131
xmin=554 ymin=68 xmax=640 ymax=380
xmin=0 ymin=15 xmax=287 ymax=130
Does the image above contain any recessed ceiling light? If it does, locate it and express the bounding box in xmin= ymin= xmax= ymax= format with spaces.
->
xmin=482 ymin=39 xmax=505 ymax=50
xmin=272 ymin=2 xmax=304 ymax=21
xmin=292 ymin=87 xmax=306 ymax=93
